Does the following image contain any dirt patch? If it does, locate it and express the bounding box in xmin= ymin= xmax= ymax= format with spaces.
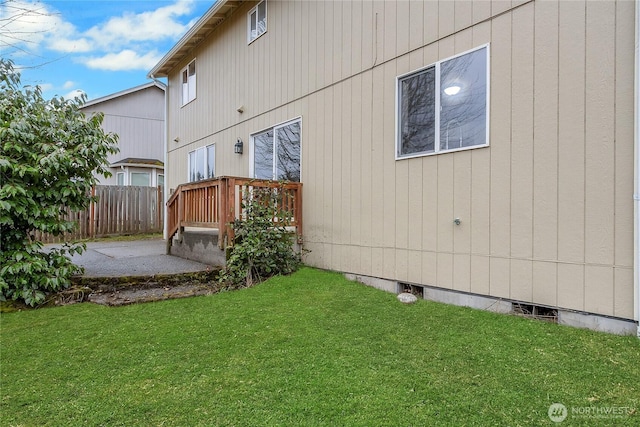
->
xmin=55 ymin=270 xmax=224 ymax=306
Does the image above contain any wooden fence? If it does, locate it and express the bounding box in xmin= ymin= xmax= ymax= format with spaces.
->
xmin=37 ymin=185 xmax=164 ymax=243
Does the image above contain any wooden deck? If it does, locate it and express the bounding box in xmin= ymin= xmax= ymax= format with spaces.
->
xmin=166 ymin=176 xmax=302 ymax=249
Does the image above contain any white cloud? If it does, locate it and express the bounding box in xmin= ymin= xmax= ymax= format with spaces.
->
xmin=38 ymin=83 xmax=54 ymax=92
xmin=64 ymin=89 xmax=86 ymax=100
xmin=48 ymin=37 xmax=93 ymax=54
xmin=0 ymin=0 xmax=98 ymax=56
xmin=83 ymin=49 xmax=163 ymax=71
xmin=0 ymin=0 xmax=73 ymax=51
xmin=31 ymin=82 xmax=84 ymax=99
xmin=85 ymin=0 xmax=195 ymax=48
xmin=0 ymin=0 xmax=194 ymax=60
xmin=3 ymin=0 xmax=198 ymax=72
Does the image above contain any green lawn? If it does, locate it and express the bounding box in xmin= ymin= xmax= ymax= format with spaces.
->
xmin=1 ymin=267 xmax=638 ymax=426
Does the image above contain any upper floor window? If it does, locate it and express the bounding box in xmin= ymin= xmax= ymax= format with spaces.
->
xmin=188 ymin=144 xmax=215 ymax=182
xmin=181 ymin=59 xmax=196 ymax=106
xmin=396 ymin=45 xmax=489 ymax=159
xmin=248 ymin=0 xmax=267 ymax=43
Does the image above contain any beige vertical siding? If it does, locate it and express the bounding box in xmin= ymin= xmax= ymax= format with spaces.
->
xmin=584 ymin=0 xmax=616 ymax=315
xmin=165 ymin=0 xmax=636 ymax=320
xmin=614 ymin=0 xmax=636 ymax=320
xmin=83 ymin=86 xmax=165 ymax=185
xmin=533 ymin=0 xmax=558 ymax=265
xmin=558 ymin=1 xmax=585 ymax=267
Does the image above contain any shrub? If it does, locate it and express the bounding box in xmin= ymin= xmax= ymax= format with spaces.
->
xmin=221 ymin=186 xmax=302 ymax=288
xmin=0 ymin=59 xmax=118 ymax=306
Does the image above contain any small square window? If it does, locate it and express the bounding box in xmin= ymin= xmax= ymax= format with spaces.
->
xmin=248 ymin=0 xmax=267 ymax=43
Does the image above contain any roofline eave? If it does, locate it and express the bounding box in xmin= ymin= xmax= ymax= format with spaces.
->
xmin=148 ymin=0 xmax=240 ymax=78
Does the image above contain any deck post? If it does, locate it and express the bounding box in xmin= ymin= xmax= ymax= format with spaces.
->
xmin=218 ymin=178 xmax=228 ymax=249
xmin=296 ymin=183 xmax=303 ymax=244
xmin=166 ymin=233 xmax=172 ymax=254
xmin=178 ymin=189 xmax=184 ymax=238
xmin=226 ymin=177 xmax=236 ymax=246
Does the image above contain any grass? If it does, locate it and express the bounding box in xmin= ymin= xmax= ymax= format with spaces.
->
xmin=1 ymin=267 xmax=639 ymax=426
xmin=79 ymin=232 xmax=164 ymax=243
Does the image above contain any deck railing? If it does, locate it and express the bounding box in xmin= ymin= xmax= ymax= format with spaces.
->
xmin=166 ymin=176 xmax=302 ymax=249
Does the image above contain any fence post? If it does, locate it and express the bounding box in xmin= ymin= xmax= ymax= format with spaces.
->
xmin=157 ymin=185 xmax=162 ymax=230
xmin=89 ymin=186 xmax=96 ymax=238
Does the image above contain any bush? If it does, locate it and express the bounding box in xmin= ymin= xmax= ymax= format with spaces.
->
xmin=221 ymin=186 xmax=302 ymax=288
xmin=0 ymin=59 xmax=118 ymax=306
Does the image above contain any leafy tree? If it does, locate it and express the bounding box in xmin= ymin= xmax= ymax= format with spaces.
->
xmin=221 ymin=186 xmax=302 ymax=288
xmin=0 ymin=59 xmax=118 ymax=306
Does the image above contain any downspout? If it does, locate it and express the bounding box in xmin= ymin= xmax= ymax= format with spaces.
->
xmin=150 ymin=74 xmax=169 ymax=241
xmin=634 ymin=0 xmax=640 ymax=337
xmin=163 ymin=81 xmax=168 ymax=242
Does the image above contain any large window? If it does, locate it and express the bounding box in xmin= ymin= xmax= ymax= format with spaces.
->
xmin=181 ymin=59 xmax=196 ymax=105
xmin=396 ymin=45 xmax=489 ymax=159
xmin=251 ymin=119 xmax=301 ymax=182
xmin=188 ymin=144 xmax=215 ymax=182
xmin=248 ymin=0 xmax=267 ymax=43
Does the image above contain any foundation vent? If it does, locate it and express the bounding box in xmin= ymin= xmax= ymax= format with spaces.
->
xmin=398 ymin=283 xmax=424 ymax=299
xmin=512 ymin=303 xmax=558 ymax=323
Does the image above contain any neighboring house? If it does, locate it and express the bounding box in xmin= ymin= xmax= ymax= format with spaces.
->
xmin=149 ymin=0 xmax=639 ymax=336
xmin=81 ymin=81 xmax=166 ymax=188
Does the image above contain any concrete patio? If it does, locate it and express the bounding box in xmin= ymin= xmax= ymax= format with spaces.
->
xmin=52 ymin=238 xmax=211 ymax=277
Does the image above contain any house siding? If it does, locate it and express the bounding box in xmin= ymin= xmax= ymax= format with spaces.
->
xmin=165 ymin=0 xmax=636 ymax=321
xmin=82 ymin=85 xmax=165 ymax=186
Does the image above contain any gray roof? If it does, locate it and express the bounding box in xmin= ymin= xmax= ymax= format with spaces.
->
xmin=82 ymin=81 xmax=166 ymax=108
xmin=110 ymin=158 xmax=164 ymax=168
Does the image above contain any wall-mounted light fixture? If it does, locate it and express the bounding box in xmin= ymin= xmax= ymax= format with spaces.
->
xmin=173 ymin=137 xmax=180 ymax=143
xmin=237 ymin=105 xmax=244 ymax=113
xmin=234 ymin=138 xmax=243 ymax=154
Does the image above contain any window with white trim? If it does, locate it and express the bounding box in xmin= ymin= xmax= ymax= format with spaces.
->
xmin=181 ymin=59 xmax=196 ymax=105
xmin=131 ymin=172 xmax=150 ymax=186
xmin=396 ymin=45 xmax=489 ymax=159
xmin=116 ymin=172 xmax=125 ymax=186
xmin=248 ymin=0 xmax=267 ymax=43
xmin=188 ymin=144 xmax=215 ymax=182
xmin=252 ymin=119 xmax=301 ymax=182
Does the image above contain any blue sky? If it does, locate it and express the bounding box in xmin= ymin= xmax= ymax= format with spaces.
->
xmin=1 ymin=0 xmax=214 ymax=101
